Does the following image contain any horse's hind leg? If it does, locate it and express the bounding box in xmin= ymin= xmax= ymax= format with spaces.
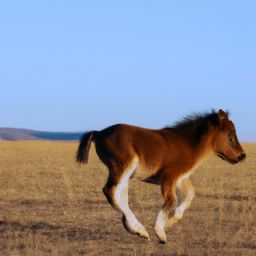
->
xmin=167 ymin=178 xmax=195 ymax=228
xmin=103 ymin=158 xmax=149 ymax=240
xmin=103 ymin=174 xmax=118 ymax=209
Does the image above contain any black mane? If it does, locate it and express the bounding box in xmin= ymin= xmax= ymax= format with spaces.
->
xmin=167 ymin=110 xmax=222 ymax=140
xmin=173 ymin=110 xmax=219 ymax=129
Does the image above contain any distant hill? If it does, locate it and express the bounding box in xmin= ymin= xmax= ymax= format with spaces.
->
xmin=0 ymin=128 xmax=83 ymax=141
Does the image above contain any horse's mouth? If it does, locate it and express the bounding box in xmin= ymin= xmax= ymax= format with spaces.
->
xmin=217 ymin=152 xmax=240 ymax=164
xmin=217 ymin=152 xmax=225 ymax=160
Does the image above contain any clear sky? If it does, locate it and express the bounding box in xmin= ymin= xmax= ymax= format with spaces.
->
xmin=0 ymin=1 xmax=255 ymax=141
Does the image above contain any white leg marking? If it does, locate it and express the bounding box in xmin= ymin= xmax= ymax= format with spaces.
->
xmin=155 ymin=208 xmax=168 ymax=242
xmin=175 ymin=202 xmax=187 ymax=219
xmin=114 ymin=159 xmax=149 ymax=239
xmin=155 ymin=208 xmax=168 ymax=230
xmin=114 ymin=159 xmax=138 ymax=207
xmin=174 ymin=177 xmax=195 ymax=219
xmin=175 ymin=189 xmax=194 ymax=218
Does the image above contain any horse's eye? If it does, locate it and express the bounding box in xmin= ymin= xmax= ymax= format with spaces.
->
xmin=228 ymin=134 xmax=235 ymax=144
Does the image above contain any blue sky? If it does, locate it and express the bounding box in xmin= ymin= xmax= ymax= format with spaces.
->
xmin=0 ymin=1 xmax=255 ymax=141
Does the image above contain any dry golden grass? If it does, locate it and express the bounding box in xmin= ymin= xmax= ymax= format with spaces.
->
xmin=0 ymin=141 xmax=255 ymax=256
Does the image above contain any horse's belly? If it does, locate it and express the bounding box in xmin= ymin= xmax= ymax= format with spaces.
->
xmin=133 ymin=163 xmax=159 ymax=182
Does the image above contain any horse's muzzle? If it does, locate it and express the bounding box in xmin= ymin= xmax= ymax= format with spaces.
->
xmin=238 ymin=153 xmax=246 ymax=162
xmin=233 ymin=152 xmax=246 ymax=164
xmin=217 ymin=152 xmax=246 ymax=164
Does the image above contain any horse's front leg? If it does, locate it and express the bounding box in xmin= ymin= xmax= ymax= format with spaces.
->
xmin=167 ymin=178 xmax=195 ymax=228
xmin=155 ymin=175 xmax=178 ymax=243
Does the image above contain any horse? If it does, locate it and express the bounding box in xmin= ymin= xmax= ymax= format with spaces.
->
xmin=76 ymin=109 xmax=246 ymax=242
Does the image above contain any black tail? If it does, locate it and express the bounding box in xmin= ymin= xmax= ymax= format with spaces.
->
xmin=76 ymin=131 xmax=96 ymax=164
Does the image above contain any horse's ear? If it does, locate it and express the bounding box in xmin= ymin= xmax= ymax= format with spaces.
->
xmin=218 ymin=109 xmax=228 ymax=122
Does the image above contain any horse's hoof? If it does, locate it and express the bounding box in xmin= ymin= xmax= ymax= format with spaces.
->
xmin=136 ymin=228 xmax=150 ymax=240
xmin=154 ymin=225 xmax=167 ymax=243
xmin=122 ymin=215 xmax=150 ymax=240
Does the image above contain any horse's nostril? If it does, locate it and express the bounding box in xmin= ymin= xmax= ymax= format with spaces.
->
xmin=239 ymin=153 xmax=246 ymax=161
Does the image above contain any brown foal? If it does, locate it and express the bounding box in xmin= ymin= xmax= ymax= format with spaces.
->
xmin=77 ymin=109 xmax=245 ymax=242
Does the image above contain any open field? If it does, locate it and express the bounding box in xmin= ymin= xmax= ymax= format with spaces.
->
xmin=0 ymin=141 xmax=255 ymax=256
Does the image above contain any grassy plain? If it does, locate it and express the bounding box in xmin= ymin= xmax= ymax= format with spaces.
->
xmin=0 ymin=141 xmax=255 ymax=256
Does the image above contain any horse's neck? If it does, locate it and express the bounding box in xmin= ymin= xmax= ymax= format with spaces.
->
xmin=191 ymin=129 xmax=214 ymax=162
xmin=174 ymin=128 xmax=214 ymax=164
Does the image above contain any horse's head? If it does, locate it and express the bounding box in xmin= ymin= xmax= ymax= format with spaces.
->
xmin=212 ymin=109 xmax=246 ymax=164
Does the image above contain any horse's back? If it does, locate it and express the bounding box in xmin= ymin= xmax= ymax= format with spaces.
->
xmin=94 ymin=124 xmax=171 ymax=177
xmin=95 ymin=123 xmax=169 ymax=153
